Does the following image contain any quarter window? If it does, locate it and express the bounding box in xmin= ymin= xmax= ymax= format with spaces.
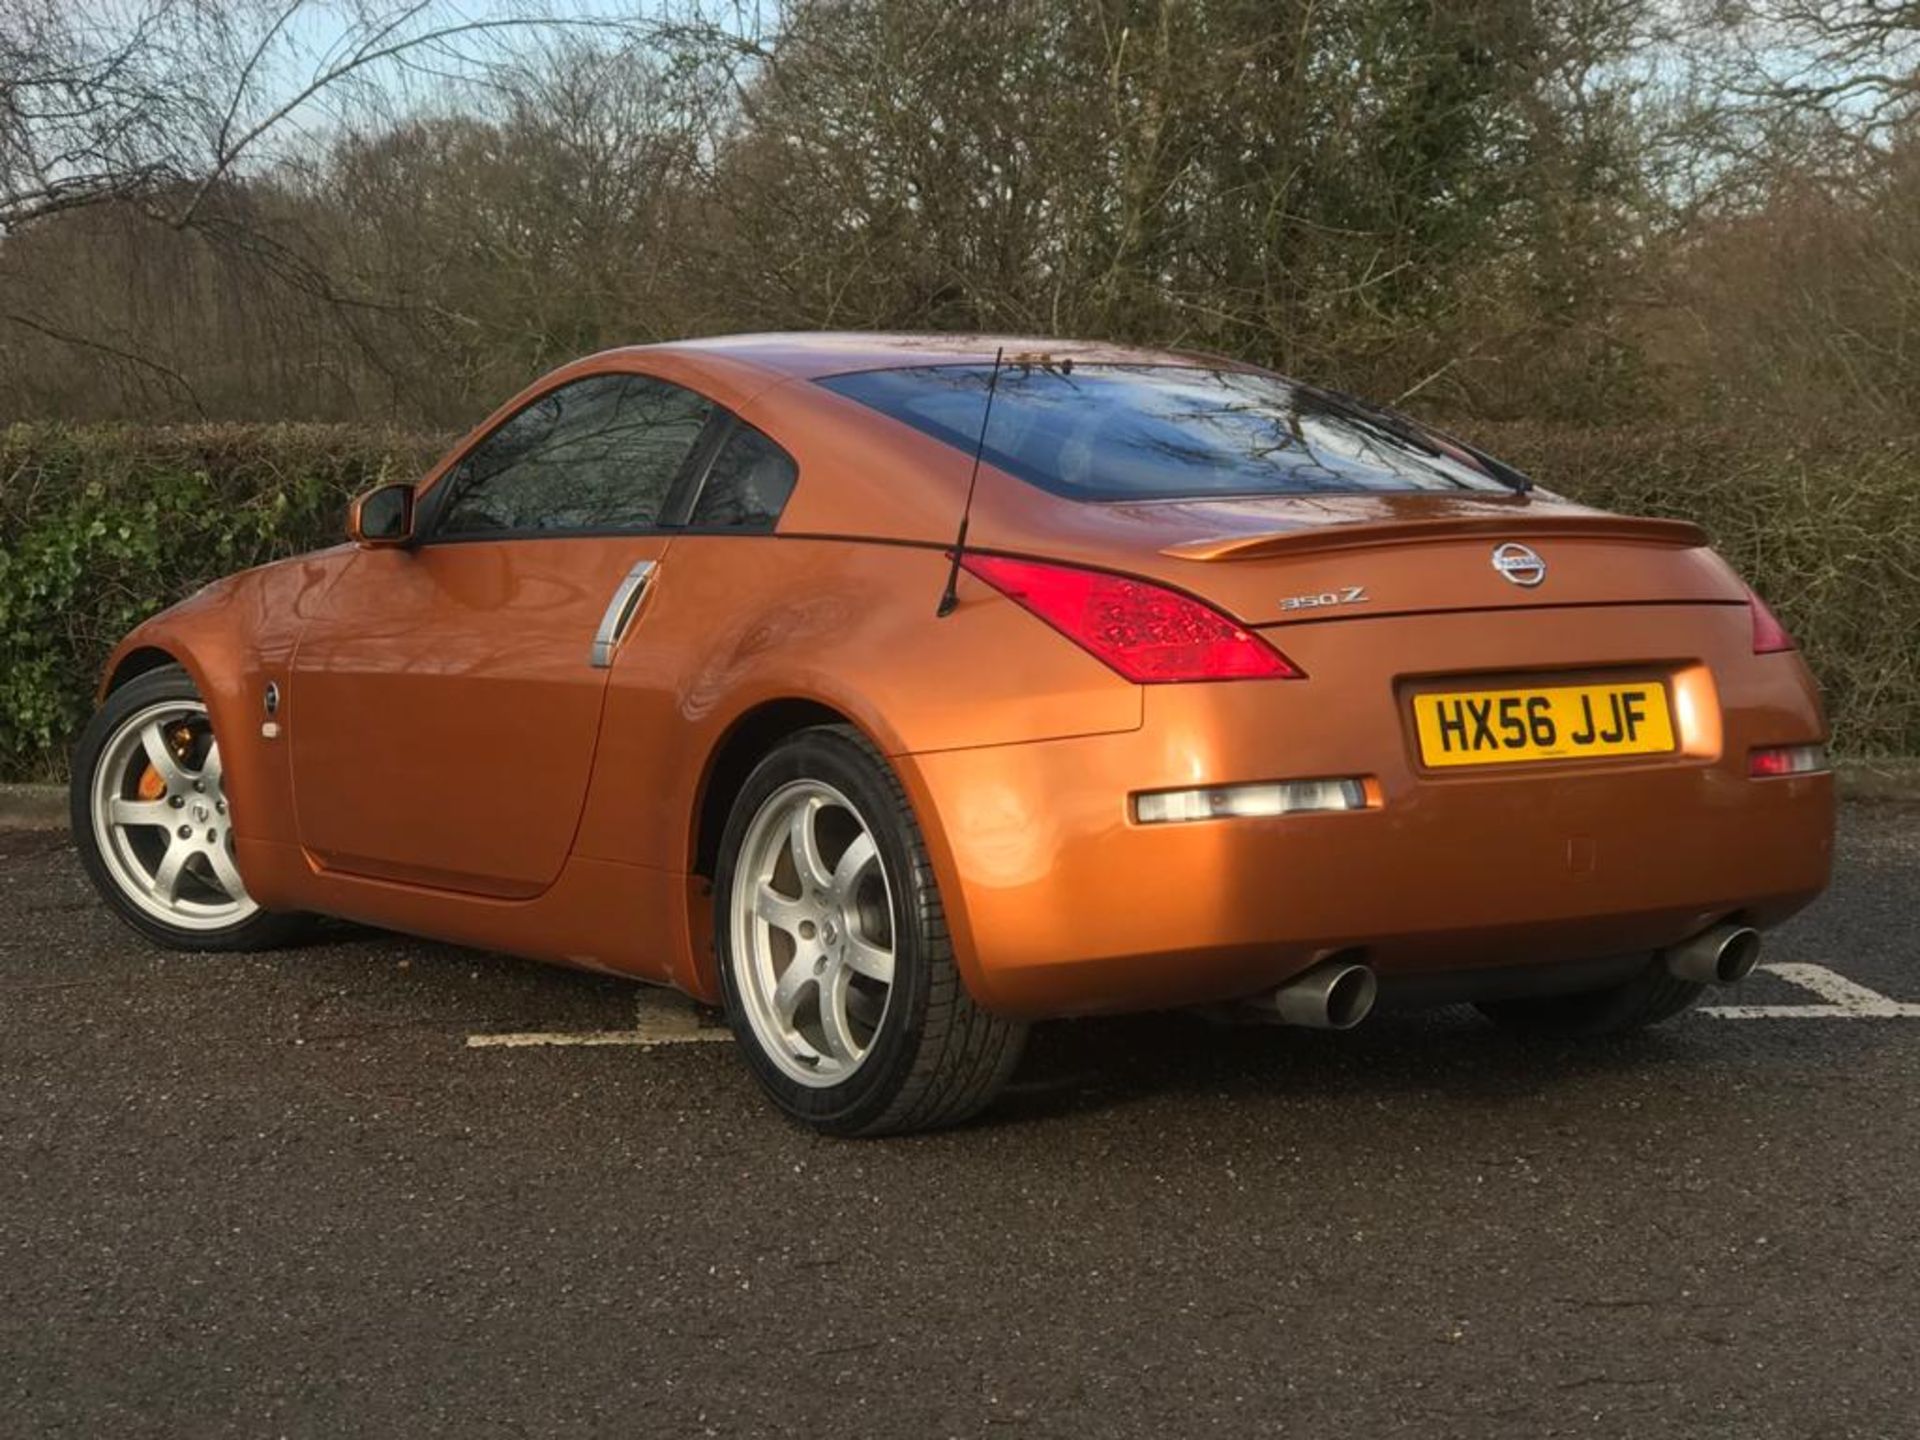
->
xmin=434 ymin=374 xmax=714 ymax=537
xmin=688 ymin=421 xmax=798 ymax=530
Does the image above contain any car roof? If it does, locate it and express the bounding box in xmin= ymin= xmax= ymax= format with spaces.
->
xmin=603 ymin=331 xmax=1255 ymax=382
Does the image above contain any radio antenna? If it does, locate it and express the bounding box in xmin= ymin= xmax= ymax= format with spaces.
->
xmin=936 ymin=345 xmax=1005 ymax=618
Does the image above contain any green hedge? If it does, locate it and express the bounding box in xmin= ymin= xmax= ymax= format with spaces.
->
xmin=0 ymin=420 xmax=1914 ymax=779
xmin=0 ymin=424 xmax=439 ymax=779
xmin=1470 ymin=422 xmax=1920 ymax=757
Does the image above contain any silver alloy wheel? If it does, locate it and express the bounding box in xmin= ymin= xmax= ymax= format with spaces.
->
xmin=729 ymin=778 xmax=897 ymax=1087
xmin=89 ymin=699 xmax=258 ymax=931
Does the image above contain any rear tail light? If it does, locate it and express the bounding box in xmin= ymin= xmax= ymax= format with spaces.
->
xmin=1747 ymin=587 xmax=1796 ymax=654
xmin=960 ymin=554 xmax=1302 ymax=682
xmin=1750 ymin=744 xmax=1828 ymax=778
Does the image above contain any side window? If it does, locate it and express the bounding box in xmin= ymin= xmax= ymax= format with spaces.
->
xmin=688 ymin=421 xmax=798 ymax=531
xmin=435 ymin=373 xmax=714 ymax=537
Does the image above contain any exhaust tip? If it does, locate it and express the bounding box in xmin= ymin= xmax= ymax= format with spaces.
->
xmin=1262 ymin=958 xmax=1377 ymax=1029
xmin=1321 ymin=965 xmax=1378 ymax=1030
xmin=1665 ymin=924 xmax=1763 ymax=986
xmin=1714 ymin=927 xmax=1763 ymax=984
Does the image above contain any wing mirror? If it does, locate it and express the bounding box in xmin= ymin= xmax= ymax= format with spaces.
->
xmin=348 ymin=483 xmax=416 ymax=548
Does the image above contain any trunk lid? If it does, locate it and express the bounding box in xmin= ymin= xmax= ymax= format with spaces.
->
xmin=1000 ymin=491 xmax=1745 ymax=626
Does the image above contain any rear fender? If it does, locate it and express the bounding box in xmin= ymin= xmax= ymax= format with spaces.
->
xmin=573 ymin=536 xmax=1148 ymax=1005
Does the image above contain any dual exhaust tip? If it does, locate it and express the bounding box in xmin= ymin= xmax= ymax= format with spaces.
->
xmin=1255 ymin=922 xmax=1763 ymax=1030
xmin=1254 ymin=958 xmax=1378 ymax=1030
xmin=1663 ymin=923 xmax=1763 ymax=986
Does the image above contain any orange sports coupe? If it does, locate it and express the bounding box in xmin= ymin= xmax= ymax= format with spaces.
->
xmin=72 ymin=333 xmax=1834 ymax=1134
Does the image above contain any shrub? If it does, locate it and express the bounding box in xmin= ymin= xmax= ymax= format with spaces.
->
xmin=0 ymin=424 xmax=440 ymax=778
xmin=0 ymin=419 xmax=1913 ymax=779
xmin=1471 ymin=421 xmax=1920 ymax=757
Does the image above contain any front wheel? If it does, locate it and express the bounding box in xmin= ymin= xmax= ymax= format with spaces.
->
xmin=714 ymin=725 xmax=1026 ymax=1137
xmin=70 ymin=664 xmax=309 ymax=951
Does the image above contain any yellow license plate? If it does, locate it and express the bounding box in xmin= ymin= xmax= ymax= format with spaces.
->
xmin=1413 ymin=681 xmax=1675 ymax=769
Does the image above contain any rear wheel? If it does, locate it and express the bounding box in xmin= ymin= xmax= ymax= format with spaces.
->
xmin=1476 ymin=962 xmax=1705 ymax=1037
xmin=714 ymin=725 xmax=1026 ymax=1137
xmin=71 ymin=665 xmax=309 ymax=951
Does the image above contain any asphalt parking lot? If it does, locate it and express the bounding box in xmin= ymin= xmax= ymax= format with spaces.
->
xmin=3 ymin=802 xmax=1917 ymax=1439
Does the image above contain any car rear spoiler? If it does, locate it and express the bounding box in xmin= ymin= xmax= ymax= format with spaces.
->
xmin=1161 ymin=514 xmax=1710 ymax=562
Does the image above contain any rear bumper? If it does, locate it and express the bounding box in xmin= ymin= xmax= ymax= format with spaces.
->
xmin=900 ymin=603 xmax=1835 ymax=1018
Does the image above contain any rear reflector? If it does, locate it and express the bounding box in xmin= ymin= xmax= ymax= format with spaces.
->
xmin=1747 ymin=588 xmax=1796 ymax=654
xmin=1134 ymin=778 xmax=1371 ymax=825
xmin=1749 ymin=744 xmax=1828 ymax=778
xmin=961 ymin=553 xmax=1302 ymax=682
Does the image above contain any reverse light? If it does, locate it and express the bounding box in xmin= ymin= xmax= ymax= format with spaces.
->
xmin=1747 ymin=587 xmax=1796 ymax=654
xmin=960 ymin=554 xmax=1302 ymax=682
xmin=1749 ymin=744 xmax=1828 ymax=778
xmin=1134 ymin=778 xmax=1372 ymax=825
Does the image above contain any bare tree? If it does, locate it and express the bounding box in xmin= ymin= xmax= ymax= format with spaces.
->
xmin=1708 ymin=1 xmax=1920 ymax=138
xmin=6 ymin=0 xmax=1910 ymax=431
xmin=0 ymin=0 xmax=678 ymax=233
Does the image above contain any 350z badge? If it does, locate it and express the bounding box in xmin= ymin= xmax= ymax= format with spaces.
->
xmin=1279 ymin=585 xmax=1369 ymax=613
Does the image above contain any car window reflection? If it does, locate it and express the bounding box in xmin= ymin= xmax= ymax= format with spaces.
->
xmin=439 ymin=375 xmax=714 ymax=535
xmin=821 ymin=364 xmax=1510 ymax=500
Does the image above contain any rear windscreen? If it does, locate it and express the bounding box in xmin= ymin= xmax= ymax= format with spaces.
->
xmin=818 ymin=363 xmax=1517 ymax=501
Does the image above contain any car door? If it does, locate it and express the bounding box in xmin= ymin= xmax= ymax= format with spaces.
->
xmin=288 ymin=370 xmax=717 ymax=898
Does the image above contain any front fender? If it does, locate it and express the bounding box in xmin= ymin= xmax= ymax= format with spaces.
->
xmin=94 ymin=552 xmax=354 ymax=860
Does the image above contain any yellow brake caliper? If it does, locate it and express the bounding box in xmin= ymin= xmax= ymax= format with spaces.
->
xmin=135 ymin=723 xmax=196 ymax=800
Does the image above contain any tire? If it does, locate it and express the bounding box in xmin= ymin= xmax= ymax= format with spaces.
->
xmin=714 ymin=724 xmax=1026 ymax=1137
xmin=70 ymin=664 xmax=310 ymax=952
xmin=1475 ymin=961 xmax=1706 ymax=1037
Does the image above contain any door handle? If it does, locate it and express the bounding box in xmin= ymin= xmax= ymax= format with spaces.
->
xmin=589 ymin=559 xmax=658 ymax=669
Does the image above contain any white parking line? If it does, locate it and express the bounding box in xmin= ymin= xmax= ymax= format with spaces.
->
xmin=1700 ymin=963 xmax=1920 ymax=1020
xmin=464 ymin=962 xmax=1920 ymax=1049
xmin=466 ymin=988 xmax=733 ymax=1049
